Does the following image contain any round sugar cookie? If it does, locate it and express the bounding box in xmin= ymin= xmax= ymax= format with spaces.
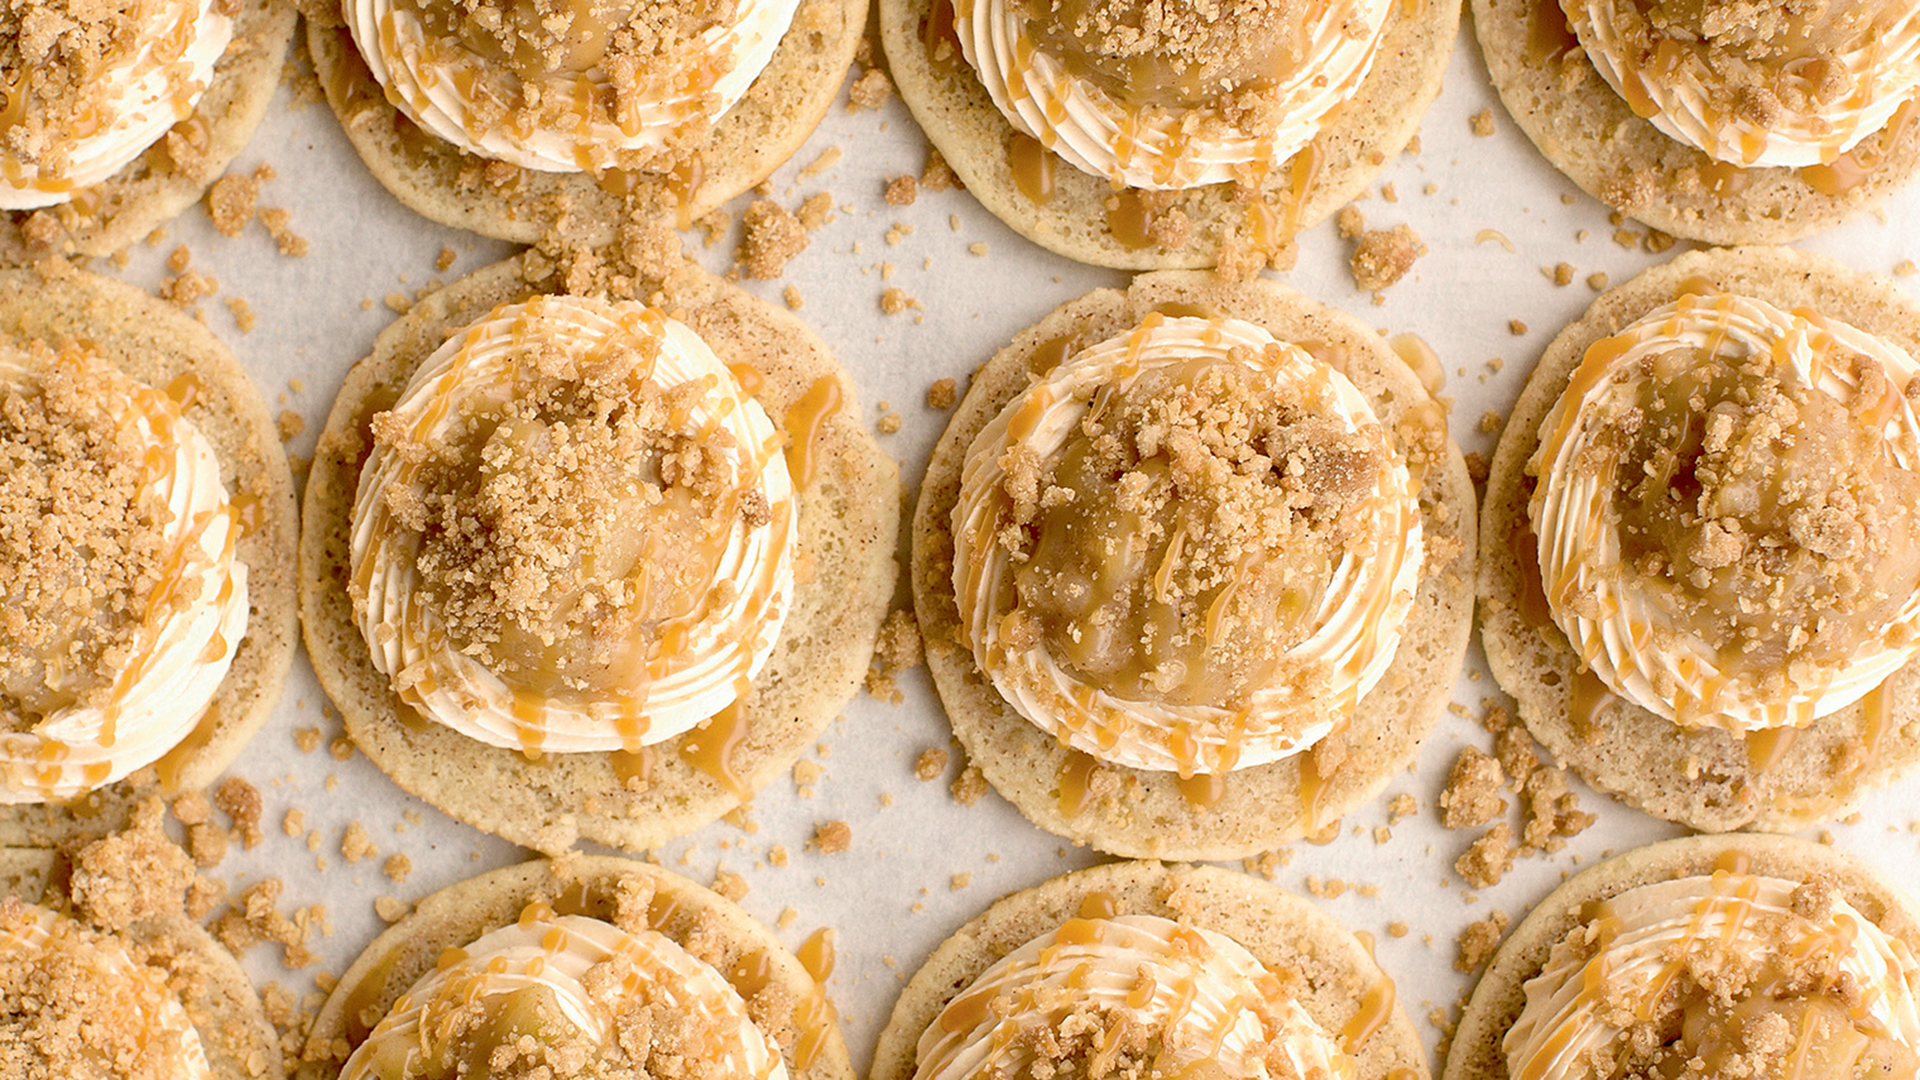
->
xmin=872 ymin=861 xmax=1428 ymax=1080
xmin=0 ymin=814 xmax=282 ymax=1080
xmin=1472 ymin=0 xmax=1920 ymax=244
xmin=0 ymin=0 xmax=298 ymax=261
xmin=295 ymin=856 xmax=855 ymax=1080
xmin=1442 ymin=833 xmax=1920 ymax=1080
xmin=1479 ymin=246 xmax=1920 ymax=833
xmin=306 ymin=0 xmax=865 ymax=245
xmin=912 ymin=270 xmax=1476 ymax=860
xmin=299 ymin=253 xmax=899 ymax=854
xmin=880 ymin=0 xmax=1458 ymax=269
xmin=0 ymin=265 xmax=298 ymax=846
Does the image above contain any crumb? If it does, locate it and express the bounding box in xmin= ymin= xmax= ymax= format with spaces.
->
xmin=1373 ymin=826 xmax=1391 ymax=844
xmin=809 ymin=820 xmax=851 ymax=854
xmin=1387 ymin=793 xmax=1418 ymax=825
xmin=951 ymin=763 xmax=989 ymax=805
xmin=1551 ymin=262 xmax=1575 ymax=286
xmin=768 ymin=845 xmax=790 ymax=868
xmin=877 ymin=411 xmax=902 ymax=434
xmin=205 ymin=172 xmax=260 ymax=237
xmin=1898 ymin=259 xmax=1918 ymax=277
xmin=1587 ymin=271 xmax=1609 ymax=290
xmin=881 ymin=287 xmax=922 ymax=314
xmin=927 ymin=377 xmax=957 ymax=410
xmin=922 ymin=147 xmax=961 ymax=191
xmin=797 ymin=191 xmax=835 ymax=231
xmin=1455 ymin=910 xmax=1510 ymax=973
xmin=1350 ymin=224 xmax=1427 ymax=294
xmin=1440 ymin=747 xmax=1507 ymax=829
xmin=1455 ymin=822 xmax=1514 ymax=888
xmin=340 ymin=822 xmax=376 ymax=864
xmin=171 ymin=791 xmax=212 ymax=827
xmin=1508 ymin=319 xmax=1527 ymax=335
xmin=260 ymin=208 xmax=308 ymax=257
xmin=374 ymin=896 xmax=411 ymax=924
xmin=282 ymin=809 xmax=304 ymax=837
xmin=276 ymin=409 xmax=305 ymax=442
xmin=739 ymin=200 xmax=808 ymax=279
xmin=885 ymin=175 xmax=919 ymax=206
xmin=865 ymin=609 xmax=924 ymax=703
xmin=167 ymin=245 xmax=191 ymax=273
xmin=1388 ymin=921 xmax=1409 ymax=938
xmin=160 ymin=270 xmax=218 ymax=309
xmin=214 ymin=777 xmax=264 ymax=849
xmin=968 ymin=242 xmax=989 ymax=256
xmin=799 ymin=147 xmax=842 ymax=180
xmin=1465 ymin=451 xmax=1490 ymax=485
xmin=777 ymin=907 xmax=798 ymax=930
xmin=1336 ymin=205 xmax=1366 ymax=239
xmin=914 ymin=748 xmax=950 ymax=781
xmin=784 ymin=284 xmax=804 ymax=310
xmin=847 ymin=68 xmax=893 ymax=111
xmin=1613 ymin=227 xmax=1640 ymax=249
xmin=187 ymin=822 xmax=229 ymax=869
xmin=950 ymin=872 xmax=971 ymax=891
xmin=293 ymin=727 xmax=321 ymax=753
xmin=1470 ymin=109 xmax=1495 ymax=136
xmin=885 ymin=222 xmax=913 ymax=246
xmin=382 ymin=854 xmax=411 ymax=883
xmin=383 ymin=292 xmax=412 ymax=314
xmin=712 ymin=871 xmax=748 ymax=901
xmin=328 ymin=736 xmax=354 ymax=761
xmin=1478 ymin=409 xmax=1502 ymax=435
xmin=224 ymin=296 xmax=257 ymax=332
xmin=1520 ymin=766 xmax=1595 ymax=852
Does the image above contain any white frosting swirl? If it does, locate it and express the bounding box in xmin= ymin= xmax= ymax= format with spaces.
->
xmin=350 ymin=0 xmax=801 ymax=173
xmin=0 ymin=0 xmax=233 ymax=209
xmin=952 ymin=315 xmax=1422 ymax=775
xmin=0 ymin=900 xmax=215 ymax=1080
xmin=342 ymin=903 xmax=789 ymax=1080
xmin=1529 ymin=291 xmax=1920 ymax=732
xmin=916 ymin=913 xmax=1354 ymax=1080
xmin=350 ymin=295 xmax=797 ymax=757
xmin=0 ymin=349 xmax=249 ymax=804
xmin=1506 ymin=868 xmax=1920 ymax=1080
xmin=957 ymin=0 xmax=1389 ymax=188
xmin=1567 ymin=0 xmax=1920 ymax=168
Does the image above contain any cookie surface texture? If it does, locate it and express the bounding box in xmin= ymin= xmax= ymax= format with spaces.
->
xmin=913 ymin=269 xmax=1476 ymax=860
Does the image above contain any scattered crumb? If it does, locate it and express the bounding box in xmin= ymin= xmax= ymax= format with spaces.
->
xmin=784 ymin=284 xmax=804 ymax=310
xmin=865 ymin=609 xmax=924 ymax=702
xmin=885 ymin=222 xmax=914 ymax=246
xmin=881 ymin=287 xmax=922 ymax=314
xmin=877 ymin=411 xmax=902 ymax=434
xmin=1455 ymin=910 xmax=1511 ymax=973
xmin=1478 ymin=409 xmax=1502 ymax=435
xmin=214 ymin=777 xmax=264 ymax=849
xmin=224 ymin=296 xmax=257 ymax=332
xmin=968 ymin=242 xmax=989 ymax=256
xmin=739 ymin=200 xmax=808 ymax=279
xmin=187 ymin=823 xmax=229 ymax=869
xmin=768 ymin=845 xmax=790 ymax=868
xmin=282 ymin=809 xmax=304 ymax=838
xmin=777 ymin=907 xmax=799 ymax=930
xmin=1520 ymin=766 xmax=1596 ymax=852
xmin=171 ymin=791 xmax=212 ymax=827
xmin=1455 ymin=822 xmax=1514 ymax=889
xmin=1439 ymin=747 xmax=1506 ymax=829
xmin=951 ymin=763 xmax=989 ymax=806
xmin=1508 ymin=319 xmax=1527 ymax=335
xmin=260 ymin=208 xmax=309 ymax=257
xmin=374 ymin=896 xmax=411 ymax=924
xmin=205 ymin=172 xmax=260 ymax=237
xmin=1587 ymin=271 xmax=1609 ymax=290
xmin=1470 ymin=110 xmax=1495 ymax=136
xmin=160 ymin=270 xmax=218 ymax=309
xmin=927 ymin=377 xmax=957 ymax=410
xmin=1350 ymin=225 xmax=1427 ymax=296
xmin=914 ymin=748 xmax=950 ymax=781
xmin=950 ymin=872 xmax=971 ymax=891
xmin=847 ymin=68 xmax=894 ymax=111
xmin=328 ymin=736 xmax=354 ymax=761
xmin=1336 ymin=205 xmax=1365 ymax=240
xmin=1897 ymin=259 xmax=1918 ymax=277
xmin=797 ymin=192 xmax=835 ymax=231
xmin=293 ymin=728 xmax=321 ymax=754
xmin=1550 ymin=262 xmax=1575 ymax=286
xmin=1388 ymin=921 xmax=1410 ymax=938
xmin=383 ymin=292 xmax=412 ymax=314
xmin=884 ymin=175 xmax=920 ymax=206
xmin=712 ymin=871 xmax=749 ymax=902
xmin=382 ymin=854 xmax=412 ymax=883
xmin=276 ymin=410 xmax=305 ymax=442
xmin=340 ymin=822 xmax=376 ymax=864
xmin=799 ymin=147 xmax=842 ymax=180
xmin=809 ymin=820 xmax=852 ymax=854
xmin=1387 ymin=793 xmax=1418 ymax=825
xmin=922 ymin=147 xmax=961 ymax=191
xmin=168 ymin=245 xmax=191 ymax=273
xmin=1380 ymin=182 xmax=1397 ymax=203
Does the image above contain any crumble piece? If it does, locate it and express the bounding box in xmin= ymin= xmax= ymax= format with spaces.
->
xmin=215 ymin=777 xmax=265 ymax=848
xmin=374 ymin=896 xmax=411 ymax=924
xmin=885 ymin=175 xmax=919 ymax=206
xmin=1387 ymin=793 xmax=1417 ymax=825
xmin=1469 ymin=109 xmax=1495 ymax=136
xmin=914 ymin=748 xmax=950 ymax=781
xmin=277 ymin=409 xmax=305 ymax=442
xmin=927 ymin=377 xmax=957 ymax=409
xmin=797 ymin=192 xmax=835 ymax=230
xmin=382 ymin=854 xmax=412 ymax=883
xmin=881 ymin=287 xmax=922 ymax=314
xmin=1454 ymin=910 xmax=1510 ymax=973
xmin=923 ymin=146 xmax=961 ymax=191
xmin=951 ymin=763 xmax=989 ymax=805
xmin=1455 ymin=822 xmax=1514 ymax=888
xmin=340 ymin=822 xmax=376 ymax=864
xmin=865 ymin=609 xmax=924 ymax=702
xmin=712 ymin=871 xmax=748 ymax=901
xmin=1439 ymin=746 xmax=1506 ymax=829
xmin=739 ymin=200 xmax=808 ymax=279
xmin=1508 ymin=319 xmax=1527 ymax=335
xmin=847 ymin=68 xmax=893 ymax=111
xmin=205 ymin=172 xmax=260 ymax=237
xmin=1336 ymin=205 xmax=1365 ymax=239
xmin=809 ymin=820 xmax=851 ymax=854
xmin=1520 ymin=766 xmax=1595 ymax=852
xmin=1349 ymin=225 xmax=1426 ymax=294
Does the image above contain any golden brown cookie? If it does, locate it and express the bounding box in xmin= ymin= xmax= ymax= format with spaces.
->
xmin=295 ymin=855 xmax=854 ymax=1080
xmin=0 ymin=264 xmax=298 ymax=847
xmin=1480 ymin=245 xmax=1920 ymax=832
xmin=1472 ymin=0 xmax=1920 ymax=244
xmin=299 ymin=252 xmax=898 ymax=854
xmin=0 ymin=0 xmax=298 ymax=261
xmin=1 ymin=803 xmax=282 ymax=1080
xmin=880 ymin=0 xmax=1457 ymax=269
xmin=306 ymin=0 xmax=864 ymax=245
xmin=872 ymin=861 xmax=1428 ymax=1080
xmin=912 ymin=270 xmax=1476 ymax=860
xmin=1443 ymin=833 xmax=1920 ymax=1080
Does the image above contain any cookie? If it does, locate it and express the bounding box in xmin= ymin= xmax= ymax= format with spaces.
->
xmin=1443 ymin=833 xmax=1920 ymax=1080
xmin=872 ymin=861 xmax=1427 ymax=1080
xmin=912 ymin=269 xmax=1476 ymax=860
xmin=0 ymin=264 xmax=298 ymax=847
xmin=880 ymin=0 xmax=1457 ymax=269
xmin=306 ymin=0 xmax=863 ymax=245
xmin=1480 ymin=245 xmax=1920 ymax=832
xmin=299 ymin=252 xmax=898 ymax=854
xmin=1472 ymin=0 xmax=1920 ymax=244
xmin=295 ymin=855 xmax=854 ymax=1080
xmin=0 ymin=803 xmax=282 ymax=1080
xmin=0 ymin=0 xmax=298 ymax=261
